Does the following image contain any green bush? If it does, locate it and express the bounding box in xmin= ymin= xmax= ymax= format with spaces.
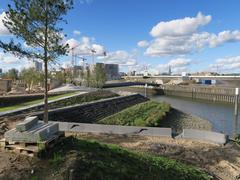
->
xmin=99 ymin=101 xmax=170 ymax=127
xmin=236 ymin=134 xmax=240 ymax=145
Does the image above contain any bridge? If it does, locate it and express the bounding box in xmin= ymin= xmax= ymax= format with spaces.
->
xmin=124 ymin=75 xmax=240 ymax=81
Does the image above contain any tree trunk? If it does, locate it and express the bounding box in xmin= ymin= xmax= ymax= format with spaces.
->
xmin=43 ymin=0 xmax=48 ymax=123
xmin=43 ymin=60 xmax=48 ymax=123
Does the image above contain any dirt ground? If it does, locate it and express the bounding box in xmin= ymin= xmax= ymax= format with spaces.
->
xmin=67 ymin=132 xmax=240 ymax=180
xmin=0 ymin=132 xmax=239 ymax=179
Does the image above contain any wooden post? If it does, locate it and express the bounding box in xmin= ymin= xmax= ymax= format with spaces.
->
xmin=234 ymin=87 xmax=239 ymax=137
xmin=145 ymin=83 xmax=147 ymax=97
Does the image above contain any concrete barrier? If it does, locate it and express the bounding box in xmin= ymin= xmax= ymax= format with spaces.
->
xmin=54 ymin=121 xmax=172 ymax=137
xmin=178 ymin=129 xmax=228 ymax=144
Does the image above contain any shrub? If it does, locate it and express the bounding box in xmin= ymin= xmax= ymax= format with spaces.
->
xmin=99 ymin=101 xmax=170 ymax=127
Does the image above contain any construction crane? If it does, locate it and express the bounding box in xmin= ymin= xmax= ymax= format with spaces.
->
xmin=70 ymin=44 xmax=107 ymax=66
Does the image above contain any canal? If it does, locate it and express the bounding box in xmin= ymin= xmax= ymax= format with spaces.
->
xmin=110 ymin=87 xmax=240 ymax=135
xmin=152 ymin=95 xmax=240 ymax=136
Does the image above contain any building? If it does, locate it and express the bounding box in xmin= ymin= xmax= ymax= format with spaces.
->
xmin=92 ymin=63 xmax=120 ymax=81
xmin=103 ymin=63 xmax=119 ymax=80
xmin=31 ymin=61 xmax=43 ymax=71
xmin=0 ymin=79 xmax=12 ymax=93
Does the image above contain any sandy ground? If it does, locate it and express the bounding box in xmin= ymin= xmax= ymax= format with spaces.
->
xmin=68 ymin=132 xmax=240 ymax=180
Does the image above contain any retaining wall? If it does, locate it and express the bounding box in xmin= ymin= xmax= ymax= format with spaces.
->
xmin=53 ymin=121 xmax=227 ymax=144
xmin=163 ymin=85 xmax=237 ymax=104
xmin=0 ymin=90 xmax=118 ymax=120
xmin=36 ymin=94 xmax=149 ymax=123
xmin=55 ymin=121 xmax=172 ymax=137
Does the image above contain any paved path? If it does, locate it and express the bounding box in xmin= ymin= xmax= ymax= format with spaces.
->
xmin=48 ymin=84 xmax=96 ymax=93
xmin=0 ymin=92 xmax=87 ymax=117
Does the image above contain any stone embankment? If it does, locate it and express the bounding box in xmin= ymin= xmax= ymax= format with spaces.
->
xmin=0 ymin=90 xmax=118 ymax=121
xmin=36 ymin=94 xmax=149 ymax=123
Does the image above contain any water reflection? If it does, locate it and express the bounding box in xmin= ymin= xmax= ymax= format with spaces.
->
xmin=152 ymin=95 xmax=240 ymax=136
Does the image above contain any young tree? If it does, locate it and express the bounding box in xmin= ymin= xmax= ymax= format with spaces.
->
xmin=0 ymin=0 xmax=73 ymax=123
xmin=20 ymin=67 xmax=43 ymax=93
xmin=2 ymin=68 xmax=19 ymax=80
xmin=94 ymin=63 xmax=106 ymax=88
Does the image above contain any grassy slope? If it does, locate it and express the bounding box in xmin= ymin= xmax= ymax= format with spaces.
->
xmin=99 ymin=101 xmax=170 ymax=127
xmin=38 ymin=137 xmax=211 ymax=180
xmin=0 ymin=92 xmax=78 ymax=112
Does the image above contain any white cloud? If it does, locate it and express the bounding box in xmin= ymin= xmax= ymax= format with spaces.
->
xmin=150 ymin=12 xmax=211 ymax=37
xmin=79 ymin=0 xmax=93 ymax=4
xmin=65 ymin=36 xmax=105 ymax=56
xmin=0 ymin=52 xmax=32 ymax=71
xmin=137 ymin=40 xmax=149 ymax=48
xmin=73 ymin=30 xmax=81 ymax=36
xmin=157 ymin=58 xmax=192 ymax=73
xmin=98 ymin=50 xmax=137 ymax=66
xmin=0 ymin=12 xmax=10 ymax=36
xmin=209 ymin=56 xmax=240 ymax=72
xmin=141 ymin=12 xmax=240 ymax=57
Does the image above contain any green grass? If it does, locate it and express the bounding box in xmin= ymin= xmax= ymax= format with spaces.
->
xmin=0 ymin=92 xmax=78 ymax=112
xmin=42 ymin=136 xmax=211 ymax=180
xmin=99 ymin=101 xmax=171 ymax=127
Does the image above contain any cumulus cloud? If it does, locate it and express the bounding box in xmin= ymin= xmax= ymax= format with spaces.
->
xmin=157 ymin=58 xmax=192 ymax=73
xmin=0 ymin=12 xmax=10 ymax=36
xmin=137 ymin=40 xmax=149 ymax=48
xmin=150 ymin=12 xmax=211 ymax=37
xmin=141 ymin=12 xmax=240 ymax=57
xmin=73 ymin=30 xmax=81 ymax=36
xmin=209 ymin=56 xmax=240 ymax=72
xmin=0 ymin=52 xmax=31 ymax=71
xmin=65 ymin=36 xmax=105 ymax=56
xmin=98 ymin=50 xmax=137 ymax=66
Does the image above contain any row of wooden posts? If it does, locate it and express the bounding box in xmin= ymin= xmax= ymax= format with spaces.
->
xmin=162 ymin=85 xmax=238 ymax=104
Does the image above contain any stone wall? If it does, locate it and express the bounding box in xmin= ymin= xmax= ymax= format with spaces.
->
xmin=0 ymin=90 xmax=118 ymax=120
xmin=36 ymin=94 xmax=148 ymax=123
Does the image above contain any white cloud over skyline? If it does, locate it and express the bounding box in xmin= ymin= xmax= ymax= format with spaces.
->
xmin=209 ymin=56 xmax=240 ymax=72
xmin=156 ymin=58 xmax=192 ymax=74
xmin=140 ymin=12 xmax=240 ymax=57
xmin=98 ymin=50 xmax=137 ymax=66
xmin=150 ymin=12 xmax=211 ymax=37
xmin=65 ymin=36 xmax=106 ymax=56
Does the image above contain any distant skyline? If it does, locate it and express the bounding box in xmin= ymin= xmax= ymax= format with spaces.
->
xmin=1 ymin=0 xmax=240 ymax=74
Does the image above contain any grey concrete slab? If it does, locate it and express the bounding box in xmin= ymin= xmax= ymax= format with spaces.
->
xmin=178 ymin=129 xmax=228 ymax=144
xmin=16 ymin=116 xmax=38 ymax=132
xmin=4 ymin=122 xmax=59 ymax=143
xmin=53 ymin=121 xmax=172 ymax=137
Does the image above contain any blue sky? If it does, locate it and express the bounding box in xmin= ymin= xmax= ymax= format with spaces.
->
xmin=1 ymin=0 xmax=240 ymax=74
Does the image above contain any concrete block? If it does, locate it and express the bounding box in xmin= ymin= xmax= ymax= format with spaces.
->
xmin=16 ymin=116 xmax=38 ymax=132
xmin=180 ymin=129 xmax=227 ymax=144
xmin=4 ymin=122 xmax=59 ymax=143
xmin=55 ymin=121 xmax=172 ymax=137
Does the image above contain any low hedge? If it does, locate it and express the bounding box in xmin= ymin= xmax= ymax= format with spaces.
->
xmin=99 ymin=101 xmax=170 ymax=127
